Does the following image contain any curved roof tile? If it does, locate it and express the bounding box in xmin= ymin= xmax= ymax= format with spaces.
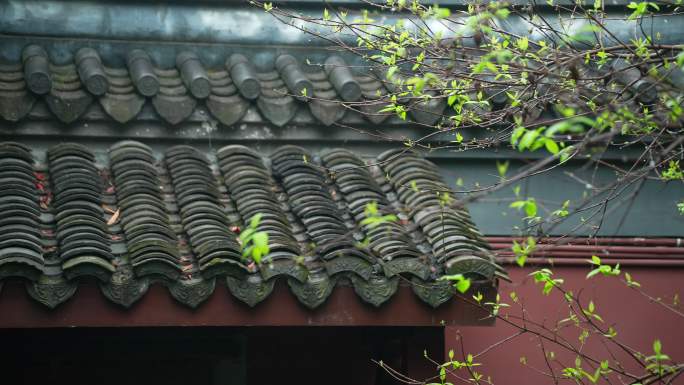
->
xmin=0 ymin=140 xmax=503 ymax=309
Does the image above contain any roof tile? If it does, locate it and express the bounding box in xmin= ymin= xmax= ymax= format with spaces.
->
xmin=206 ymin=69 xmax=249 ymax=126
xmin=0 ymin=142 xmax=44 ymax=280
xmin=0 ymin=65 xmax=35 ymax=122
xmin=0 ymin=140 xmax=503 ymax=309
xmin=45 ymin=64 xmax=93 ymax=123
xmin=151 ymin=68 xmax=197 ymax=124
xmin=99 ymin=67 xmax=145 ymax=123
xmin=0 ymin=46 xmax=402 ymax=127
xmin=257 ymin=70 xmax=298 ymax=126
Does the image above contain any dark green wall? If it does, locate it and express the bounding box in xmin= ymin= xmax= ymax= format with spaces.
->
xmin=435 ymin=158 xmax=684 ymax=237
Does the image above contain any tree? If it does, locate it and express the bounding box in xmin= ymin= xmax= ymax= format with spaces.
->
xmin=250 ymin=0 xmax=684 ymax=383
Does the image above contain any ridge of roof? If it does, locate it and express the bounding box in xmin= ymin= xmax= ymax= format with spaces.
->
xmin=3 ymin=44 xmax=684 ymax=132
xmin=0 ymin=141 xmax=504 ymax=310
xmin=2 ymin=46 xmax=436 ymax=127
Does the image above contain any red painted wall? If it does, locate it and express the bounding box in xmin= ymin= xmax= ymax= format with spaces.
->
xmin=446 ymin=266 xmax=684 ymax=384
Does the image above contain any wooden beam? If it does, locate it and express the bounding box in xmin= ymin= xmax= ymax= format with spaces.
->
xmin=0 ymin=280 xmax=495 ymax=328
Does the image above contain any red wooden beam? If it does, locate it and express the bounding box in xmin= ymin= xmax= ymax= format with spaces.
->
xmin=485 ymin=236 xmax=684 ymax=248
xmin=0 ymin=280 xmax=495 ymax=328
xmin=486 ymin=237 xmax=684 ymax=266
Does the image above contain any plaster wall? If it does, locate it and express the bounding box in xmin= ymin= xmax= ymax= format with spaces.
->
xmin=447 ymin=266 xmax=684 ymax=384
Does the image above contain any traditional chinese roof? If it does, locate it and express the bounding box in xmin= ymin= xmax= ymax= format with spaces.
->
xmin=0 ymin=140 xmax=504 ymax=309
xmin=4 ymin=44 xmax=684 ymax=134
xmin=0 ymin=46 xmax=429 ymax=128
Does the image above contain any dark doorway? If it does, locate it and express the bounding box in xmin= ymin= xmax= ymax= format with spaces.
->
xmin=0 ymin=327 xmax=443 ymax=385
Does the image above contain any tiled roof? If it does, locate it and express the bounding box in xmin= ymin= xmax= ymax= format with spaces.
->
xmin=0 ymin=46 xmax=420 ymax=127
xmin=0 ymin=140 xmax=504 ymax=309
xmin=4 ymin=45 xmax=684 ymax=131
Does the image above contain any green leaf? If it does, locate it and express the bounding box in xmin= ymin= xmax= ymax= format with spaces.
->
xmin=677 ymin=50 xmax=684 ymax=68
xmin=516 ymin=254 xmax=527 ymax=267
xmin=253 ymin=231 xmax=268 ymax=249
xmin=509 ymin=291 xmax=519 ymax=302
xmin=406 ymin=76 xmax=426 ymax=95
xmin=496 ymin=160 xmax=509 ymax=178
xmin=386 ymin=66 xmax=399 ymax=80
xmin=472 ymin=292 xmax=483 ymax=303
xmin=250 ymin=213 xmax=262 ymax=229
xmin=382 ymin=214 xmax=398 ymax=223
xmin=544 ymin=138 xmax=560 ymax=154
xmin=518 ymin=129 xmax=540 ymax=151
xmin=559 ymin=146 xmax=575 ymax=163
xmin=252 ymin=247 xmax=263 ymax=263
xmin=379 ymin=105 xmax=397 ymax=113
xmin=455 ymin=278 xmax=471 ymax=293
xmin=565 ymin=291 xmax=574 ymax=302
xmin=365 ymin=201 xmax=378 ymax=216
xmin=239 ymin=227 xmax=255 ymax=244
xmin=509 ymin=201 xmax=526 ymax=210
xmin=440 ymin=274 xmax=465 ymax=281
xmin=495 ymin=8 xmax=510 ymax=19
xmin=552 ymin=200 xmax=570 ymax=217
xmin=543 ymin=281 xmax=554 ymax=295
xmin=653 ymin=339 xmax=662 ymax=354
xmin=604 ymin=326 xmax=618 ymax=338
xmin=251 ymin=231 xmax=270 ymax=264
xmin=586 ymin=268 xmax=601 ymax=279
xmin=530 ymin=137 xmax=547 ymax=152
xmin=434 ymin=6 xmax=450 ymax=19
xmin=524 ymin=199 xmax=537 ymax=217
xmin=625 ymin=272 xmax=642 ymax=287
xmin=511 ymin=127 xmax=526 ymax=146
xmin=546 ymin=121 xmax=571 ymax=137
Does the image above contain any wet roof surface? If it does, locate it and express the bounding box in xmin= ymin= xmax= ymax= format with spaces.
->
xmin=0 ymin=141 xmax=502 ymax=309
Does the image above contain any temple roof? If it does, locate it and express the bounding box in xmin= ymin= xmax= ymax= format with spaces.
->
xmin=0 ymin=141 xmax=503 ymax=310
xmin=3 ymin=44 xmax=684 ymax=133
xmin=5 ymin=0 xmax=681 ymax=317
xmin=0 ymin=47 xmax=422 ymax=128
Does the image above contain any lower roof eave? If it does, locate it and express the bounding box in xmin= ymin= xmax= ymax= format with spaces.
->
xmin=0 ymin=280 xmax=497 ymax=328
